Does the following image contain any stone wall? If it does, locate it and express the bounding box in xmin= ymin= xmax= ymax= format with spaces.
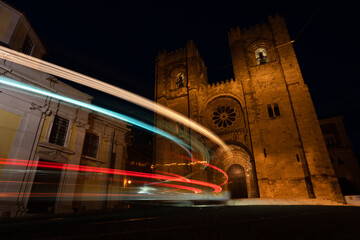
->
xmin=154 ymin=15 xmax=343 ymax=202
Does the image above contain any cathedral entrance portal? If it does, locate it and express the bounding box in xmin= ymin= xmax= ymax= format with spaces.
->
xmin=219 ymin=144 xmax=259 ymax=198
xmin=227 ymin=164 xmax=248 ymax=198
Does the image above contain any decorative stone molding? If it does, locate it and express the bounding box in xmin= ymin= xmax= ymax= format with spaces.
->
xmin=75 ymin=121 xmax=89 ymax=129
xmin=38 ymin=142 xmax=75 ymax=163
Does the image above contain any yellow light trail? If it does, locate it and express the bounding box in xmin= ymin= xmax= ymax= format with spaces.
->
xmin=0 ymin=46 xmax=231 ymax=154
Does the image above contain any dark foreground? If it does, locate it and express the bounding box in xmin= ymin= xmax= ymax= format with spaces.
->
xmin=1 ymin=203 xmax=360 ymax=240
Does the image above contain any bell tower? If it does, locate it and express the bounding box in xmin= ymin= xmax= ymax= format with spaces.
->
xmin=228 ymin=15 xmax=343 ymax=201
xmin=155 ymin=40 xmax=207 ymax=117
xmin=154 ymin=40 xmax=208 ymax=173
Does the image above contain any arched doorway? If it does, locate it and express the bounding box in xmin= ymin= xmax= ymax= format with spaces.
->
xmin=227 ymin=164 xmax=248 ymax=198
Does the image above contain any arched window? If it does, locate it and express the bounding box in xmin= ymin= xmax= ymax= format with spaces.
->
xmin=273 ymin=103 xmax=280 ymax=116
xmin=267 ymin=104 xmax=274 ymax=118
xmin=255 ymin=48 xmax=268 ymax=65
xmin=176 ymin=72 xmax=185 ymax=88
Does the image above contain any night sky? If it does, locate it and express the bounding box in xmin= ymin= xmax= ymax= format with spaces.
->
xmin=5 ymin=0 xmax=360 ymax=153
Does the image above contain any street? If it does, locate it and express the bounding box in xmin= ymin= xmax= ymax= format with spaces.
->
xmin=1 ymin=203 xmax=360 ymax=239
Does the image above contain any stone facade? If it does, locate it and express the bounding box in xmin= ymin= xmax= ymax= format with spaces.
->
xmin=319 ymin=116 xmax=360 ymax=195
xmin=0 ymin=1 xmax=130 ymax=217
xmin=0 ymin=58 xmax=91 ymax=216
xmin=154 ymin=15 xmax=343 ymax=202
xmin=74 ymin=114 xmax=129 ymax=211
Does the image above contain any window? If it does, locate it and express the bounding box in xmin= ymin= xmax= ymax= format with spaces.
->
xmin=49 ymin=115 xmax=69 ymax=146
xmin=176 ymin=72 xmax=185 ymax=88
xmin=82 ymin=133 xmax=99 ymax=158
xmin=324 ymin=135 xmax=337 ymax=147
xmin=212 ymin=106 xmax=237 ymax=128
xmin=267 ymin=103 xmax=280 ymax=118
xmin=176 ymin=122 xmax=184 ymax=135
xmin=267 ymin=104 xmax=274 ymax=118
xmin=255 ymin=48 xmax=268 ymax=65
xmin=109 ymin=152 xmax=116 ymax=170
xmin=273 ymin=103 xmax=280 ymax=116
xmin=21 ymin=36 xmax=34 ymax=55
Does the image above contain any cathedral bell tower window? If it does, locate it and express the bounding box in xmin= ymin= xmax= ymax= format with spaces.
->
xmin=267 ymin=103 xmax=280 ymax=118
xmin=267 ymin=104 xmax=274 ymax=118
xmin=176 ymin=72 xmax=185 ymax=88
xmin=273 ymin=103 xmax=280 ymax=116
xmin=255 ymin=48 xmax=268 ymax=65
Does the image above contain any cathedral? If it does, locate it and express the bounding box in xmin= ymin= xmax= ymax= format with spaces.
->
xmin=154 ymin=15 xmax=344 ymax=202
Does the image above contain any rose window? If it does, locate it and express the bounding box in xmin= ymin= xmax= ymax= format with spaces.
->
xmin=212 ymin=106 xmax=237 ymax=128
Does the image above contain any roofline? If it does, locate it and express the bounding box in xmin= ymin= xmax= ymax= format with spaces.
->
xmin=1 ymin=0 xmax=47 ymax=56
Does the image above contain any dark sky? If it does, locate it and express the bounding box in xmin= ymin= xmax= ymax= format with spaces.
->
xmin=6 ymin=0 xmax=360 ymax=153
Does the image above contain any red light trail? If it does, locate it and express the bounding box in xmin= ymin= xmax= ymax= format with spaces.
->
xmin=0 ymin=158 xmax=222 ymax=193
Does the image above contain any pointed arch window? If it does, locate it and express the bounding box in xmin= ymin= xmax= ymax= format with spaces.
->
xmin=255 ymin=48 xmax=268 ymax=65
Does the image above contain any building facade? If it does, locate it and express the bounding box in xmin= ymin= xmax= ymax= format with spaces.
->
xmin=155 ymin=15 xmax=344 ymax=202
xmin=0 ymin=1 xmax=46 ymax=58
xmin=319 ymin=116 xmax=360 ymax=195
xmin=0 ymin=1 xmax=129 ymax=217
xmin=74 ymin=114 xmax=129 ymax=211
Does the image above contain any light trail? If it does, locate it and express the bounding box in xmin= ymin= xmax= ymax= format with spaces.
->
xmin=0 ymin=158 xmax=222 ymax=192
xmin=127 ymin=180 xmax=202 ymax=194
xmin=174 ymin=153 xmax=229 ymax=186
xmin=154 ymin=151 xmax=228 ymax=186
xmin=0 ymin=46 xmax=231 ymax=154
xmin=154 ymin=170 xmax=191 ymax=182
xmin=0 ymin=180 xmax=202 ymax=194
xmin=0 ymin=76 xmax=192 ymax=156
xmin=0 ymin=192 xmax=165 ymax=198
xmin=0 ymin=47 xmax=230 ymax=196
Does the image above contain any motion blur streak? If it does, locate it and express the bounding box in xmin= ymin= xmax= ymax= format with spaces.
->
xmin=174 ymin=153 xmax=229 ymax=186
xmin=0 ymin=180 xmax=201 ymax=193
xmin=0 ymin=46 xmax=231 ymax=154
xmin=0 ymin=159 xmax=222 ymax=192
xmin=0 ymin=76 xmax=192 ymax=154
xmin=154 ymin=170 xmax=191 ymax=182
xmin=0 ymin=192 xmax=197 ymax=198
xmin=128 ymin=180 xmax=202 ymax=194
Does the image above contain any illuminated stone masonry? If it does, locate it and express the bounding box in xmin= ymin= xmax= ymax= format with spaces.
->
xmin=154 ymin=14 xmax=344 ymax=202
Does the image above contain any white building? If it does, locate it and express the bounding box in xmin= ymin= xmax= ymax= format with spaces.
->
xmin=0 ymin=1 xmax=129 ymax=217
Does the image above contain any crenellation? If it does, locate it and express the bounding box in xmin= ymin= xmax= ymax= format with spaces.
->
xmin=228 ymin=26 xmax=242 ymax=45
xmin=155 ymin=14 xmax=344 ymax=202
xmin=167 ymin=47 xmax=185 ymax=56
xmin=205 ymin=78 xmax=238 ymax=90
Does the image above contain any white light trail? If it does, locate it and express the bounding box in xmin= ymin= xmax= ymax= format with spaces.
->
xmin=0 ymin=76 xmax=193 ymax=157
xmin=0 ymin=46 xmax=230 ymax=153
